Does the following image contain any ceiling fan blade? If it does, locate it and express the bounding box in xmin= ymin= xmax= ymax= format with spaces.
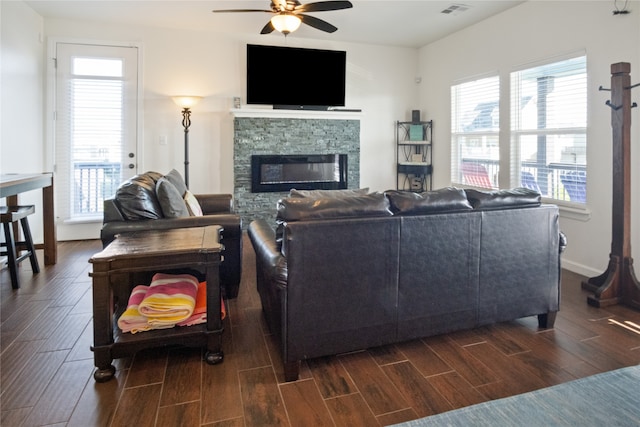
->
xmin=260 ymin=21 xmax=276 ymax=34
xmin=295 ymin=1 xmax=353 ymax=13
xmin=299 ymin=14 xmax=338 ymax=33
xmin=212 ymin=9 xmax=272 ymax=13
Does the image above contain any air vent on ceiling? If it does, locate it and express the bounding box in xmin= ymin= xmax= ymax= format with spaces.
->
xmin=441 ymin=4 xmax=470 ymax=15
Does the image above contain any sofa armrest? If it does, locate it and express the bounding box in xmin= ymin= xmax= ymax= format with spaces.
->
xmin=248 ymin=219 xmax=283 ymax=273
xmin=103 ymin=198 xmax=125 ymax=222
xmin=196 ymin=194 xmax=233 ymax=214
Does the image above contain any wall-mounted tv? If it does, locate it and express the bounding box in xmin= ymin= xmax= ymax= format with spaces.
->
xmin=246 ymin=44 xmax=346 ymax=110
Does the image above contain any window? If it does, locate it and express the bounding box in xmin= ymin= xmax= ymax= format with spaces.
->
xmin=451 ymin=76 xmax=500 ymax=189
xmin=511 ymin=55 xmax=587 ymax=203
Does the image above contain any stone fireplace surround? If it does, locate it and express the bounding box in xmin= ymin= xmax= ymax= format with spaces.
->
xmin=233 ymin=109 xmax=361 ymax=229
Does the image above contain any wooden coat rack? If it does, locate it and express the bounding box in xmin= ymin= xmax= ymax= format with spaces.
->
xmin=582 ymin=62 xmax=640 ymax=309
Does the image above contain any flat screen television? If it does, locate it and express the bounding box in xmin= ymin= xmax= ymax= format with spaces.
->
xmin=246 ymin=44 xmax=346 ymax=110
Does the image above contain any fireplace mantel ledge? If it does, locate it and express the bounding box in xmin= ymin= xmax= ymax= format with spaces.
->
xmin=231 ymin=108 xmax=362 ymax=120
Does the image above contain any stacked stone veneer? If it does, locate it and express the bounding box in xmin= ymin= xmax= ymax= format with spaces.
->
xmin=234 ymin=116 xmax=360 ymax=229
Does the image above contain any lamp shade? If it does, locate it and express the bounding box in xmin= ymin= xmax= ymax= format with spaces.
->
xmin=271 ymin=13 xmax=301 ymax=34
xmin=172 ymin=96 xmax=202 ymax=109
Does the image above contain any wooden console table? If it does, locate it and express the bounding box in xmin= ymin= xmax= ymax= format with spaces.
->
xmin=89 ymin=226 xmax=224 ymax=382
xmin=0 ymin=173 xmax=56 ymax=265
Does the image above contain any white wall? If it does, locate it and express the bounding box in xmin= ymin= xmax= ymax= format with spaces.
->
xmin=42 ymin=20 xmax=419 ymax=194
xmin=1 ymin=1 xmax=45 ymax=242
xmin=419 ymin=1 xmax=640 ymax=276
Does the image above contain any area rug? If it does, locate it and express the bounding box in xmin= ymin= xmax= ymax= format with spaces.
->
xmin=391 ymin=364 xmax=640 ymax=426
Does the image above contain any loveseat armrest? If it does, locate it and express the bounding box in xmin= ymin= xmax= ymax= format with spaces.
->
xmin=248 ymin=219 xmax=282 ymax=272
xmin=103 ymin=198 xmax=125 ymax=222
xmin=196 ymin=194 xmax=233 ymax=214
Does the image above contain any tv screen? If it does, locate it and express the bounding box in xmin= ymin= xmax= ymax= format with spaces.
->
xmin=246 ymin=44 xmax=346 ymax=110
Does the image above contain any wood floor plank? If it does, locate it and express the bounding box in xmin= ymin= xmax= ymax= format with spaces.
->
xmin=337 ymin=351 xmax=409 ymax=416
xmin=376 ymin=408 xmax=419 ymax=426
xmin=39 ymin=312 xmax=92 ymax=352
xmin=463 ymin=342 xmax=549 ymax=396
xmin=382 ymin=360 xmax=453 ymax=417
xmin=306 ymin=355 xmax=357 ymax=399
xmin=367 ymin=343 xmax=406 ymax=366
xmin=157 ymin=401 xmax=200 ymax=427
xmin=238 ymin=366 xmax=289 ymax=426
xmin=324 ymin=393 xmax=379 ymax=427
xmin=423 ymin=335 xmax=498 ymax=387
xmin=1 ymin=349 xmax=68 ymax=410
xmin=0 ymin=338 xmax=45 ymax=390
xmin=201 ymin=356 xmax=244 ymax=424
xmin=21 ymin=358 xmax=94 ymax=426
xmin=110 ymin=383 xmax=162 ymax=427
xmin=279 ymin=378 xmax=334 ymax=427
xmin=14 ymin=305 xmax=72 ymax=342
xmin=66 ymin=368 xmax=128 ymax=427
xmin=124 ymin=347 xmax=168 ymax=388
xmin=395 ymin=339 xmax=452 ymax=377
xmin=426 ymin=371 xmax=488 ymax=409
xmin=159 ymin=347 xmax=202 ymax=406
xmin=231 ymin=314 xmax=271 ymax=371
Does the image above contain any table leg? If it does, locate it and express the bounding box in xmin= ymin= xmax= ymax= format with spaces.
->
xmin=204 ymin=261 xmax=224 ymax=365
xmin=91 ymin=272 xmax=116 ymax=382
xmin=42 ymin=181 xmax=57 ymax=265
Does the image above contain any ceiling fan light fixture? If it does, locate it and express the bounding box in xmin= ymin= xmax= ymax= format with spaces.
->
xmin=271 ymin=13 xmax=301 ymax=34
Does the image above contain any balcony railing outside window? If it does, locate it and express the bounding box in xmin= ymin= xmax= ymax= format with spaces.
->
xmin=460 ymin=158 xmax=585 ymax=202
xmin=73 ymin=162 xmax=121 ymax=215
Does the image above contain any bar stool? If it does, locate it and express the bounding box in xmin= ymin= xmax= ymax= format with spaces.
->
xmin=1 ymin=205 xmax=40 ymax=289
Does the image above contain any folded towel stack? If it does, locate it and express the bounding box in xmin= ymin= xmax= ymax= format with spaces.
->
xmin=117 ymin=273 xmax=226 ymax=334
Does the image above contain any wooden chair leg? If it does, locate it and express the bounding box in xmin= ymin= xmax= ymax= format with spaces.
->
xmin=3 ymin=222 xmax=20 ymax=289
xmin=20 ymin=217 xmax=39 ymax=274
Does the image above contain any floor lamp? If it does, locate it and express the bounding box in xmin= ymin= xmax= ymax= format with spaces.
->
xmin=172 ymin=96 xmax=202 ymax=188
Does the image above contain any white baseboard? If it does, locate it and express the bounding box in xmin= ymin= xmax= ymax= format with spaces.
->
xmin=561 ymin=259 xmax=603 ymax=278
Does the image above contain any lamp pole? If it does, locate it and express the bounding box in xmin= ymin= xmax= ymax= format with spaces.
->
xmin=180 ymin=107 xmax=192 ymax=188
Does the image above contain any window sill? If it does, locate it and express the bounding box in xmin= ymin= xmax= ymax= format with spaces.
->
xmin=551 ymin=200 xmax=591 ymax=221
xmin=63 ymin=216 xmax=103 ymax=224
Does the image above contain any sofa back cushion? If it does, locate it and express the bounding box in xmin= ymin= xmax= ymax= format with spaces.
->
xmin=277 ymin=192 xmax=392 ymax=222
xmin=465 ymin=188 xmax=541 ymax=210
xmin=385 ymin=187 xmax=473 ymax=215
xmin=115 ymin=171 xmax=164 ymax=220
xmin=288 ymin=188 xmax=370 ymax=199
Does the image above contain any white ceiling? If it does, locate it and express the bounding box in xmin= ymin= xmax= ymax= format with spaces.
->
xmin=25 ymin=0 xmax=525 ymax=48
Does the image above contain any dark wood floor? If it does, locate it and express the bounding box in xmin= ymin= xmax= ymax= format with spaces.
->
xmin=1 ymin=235 xmax=639 ymax=427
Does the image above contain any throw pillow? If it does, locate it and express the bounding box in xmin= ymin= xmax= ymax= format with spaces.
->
xmin=156 ymin=177 xmax=190 ymax=218
xmin=115 ymin=171 xmax=164 ymax=220
xmin=164 ymin=169 xmax=188 ymax=197
xmin=184 ymin=190 xmax=203 ymax=216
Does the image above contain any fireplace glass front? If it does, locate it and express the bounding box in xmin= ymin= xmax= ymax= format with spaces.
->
xmin=251 ymin=154 xmax=348 ymax=193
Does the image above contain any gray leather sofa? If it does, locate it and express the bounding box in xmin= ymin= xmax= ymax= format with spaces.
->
xmin=100 ymin=171 xmax=242 ymax=299
xmin=248 ymin=187 xmax=565 ymax=381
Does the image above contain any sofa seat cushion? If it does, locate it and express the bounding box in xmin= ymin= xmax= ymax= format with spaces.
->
xmin=385 ymin=187 xmax=473 ymax=215
xmin=277 ymin=192 xmax=392 ymax=222
xmin=115 ymin=171 xmax=164 ymax=220
xmin=465 ymin=187 xmax=541 ymax=210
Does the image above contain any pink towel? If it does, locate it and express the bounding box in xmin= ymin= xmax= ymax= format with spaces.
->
xmin=138 ymin=273 xmax=199 ymax=327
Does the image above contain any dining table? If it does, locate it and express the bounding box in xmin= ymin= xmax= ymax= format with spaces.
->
xmin=0 ymin=173 xmax=57 ymax=265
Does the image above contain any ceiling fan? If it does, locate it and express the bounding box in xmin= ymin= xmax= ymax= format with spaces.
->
xmin=212 ymin=0 xmax=353 ymax=35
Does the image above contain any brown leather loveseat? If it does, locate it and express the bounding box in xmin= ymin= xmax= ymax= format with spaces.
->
xmin=100 ymin=170 xmax=242 ymax=299
xmin=248 ymin=187 xmax=566 ymax=381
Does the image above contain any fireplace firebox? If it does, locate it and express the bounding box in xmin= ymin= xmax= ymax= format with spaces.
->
xmin=251 ymin=154 xmax=348 ymax=193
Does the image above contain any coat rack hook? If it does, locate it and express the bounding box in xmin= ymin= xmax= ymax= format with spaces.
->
xmin=625 ymin=82 xmax=640 ymax=90
xmin=632 ymin=102 xmax=638 ymax=109
xmin=605 ymin=100 xmax=622 ymax=110
xmin=599 ymin=85 xmax=611 ymax=91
